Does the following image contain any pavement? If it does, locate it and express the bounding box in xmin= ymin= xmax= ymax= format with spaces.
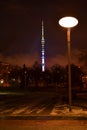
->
xmin=50 ymin=104 xmax=87 ymax=117
xmin=0 ymin=91 xmax=87 ymax=120
xmin=0 ymin=106 xmax=87 ymax=130
xmin=0 ymin=120 xmax=87 ymax=130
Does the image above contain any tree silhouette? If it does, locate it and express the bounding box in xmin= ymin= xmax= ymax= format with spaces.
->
xmin=51 ymin=64 xmax=65 ymax=87
xmin=32 ymin=61 xmax=42 ymax=87
xmin=65 ymin=64 xmax=83 ymax=90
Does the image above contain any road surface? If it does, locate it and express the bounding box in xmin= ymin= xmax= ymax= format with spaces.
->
xmin=0 ymin=120 xmax=87 ymax=130
xmin=0 ymin=91 xmax=87 ymax=129
xmin=0 ymin=91 xmax=87 ymax=117
xmin=0 ymin=91 xmax=61 ymax=116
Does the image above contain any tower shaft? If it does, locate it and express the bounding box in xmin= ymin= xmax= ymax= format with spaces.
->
xmin=41 ymin=20 xmax=45 ymax=72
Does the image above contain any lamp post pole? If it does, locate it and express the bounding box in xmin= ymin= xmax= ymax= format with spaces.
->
xmin=59 ymin=16 xmax=78 ymax=112
xmin=67 ymin=28 xmax=72 ymax=111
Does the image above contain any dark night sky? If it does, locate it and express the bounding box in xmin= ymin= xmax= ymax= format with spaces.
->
xmin=0 ymin=0 xmax=87 ymax=68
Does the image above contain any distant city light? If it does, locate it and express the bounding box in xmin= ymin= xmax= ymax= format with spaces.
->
xmin=0 ymin=79 xmax=4 ymax=84
xmin=11 ymin=78 xmax=16 ymax=82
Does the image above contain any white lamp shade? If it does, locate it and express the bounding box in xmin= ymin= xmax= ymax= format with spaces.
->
xmin=59 ymin=16 xmax=78 ymax=28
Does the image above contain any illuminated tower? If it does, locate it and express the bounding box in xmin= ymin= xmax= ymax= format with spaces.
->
xmin=41 ymin=20 xmax=45 ymax=72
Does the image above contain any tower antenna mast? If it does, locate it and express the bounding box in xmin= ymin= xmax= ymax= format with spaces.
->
xmin=41 ymin=20 xmax=45 ymax=72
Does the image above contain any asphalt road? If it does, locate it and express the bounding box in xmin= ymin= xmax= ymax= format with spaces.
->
xmin=0 ymin=90 xmax=87 ymax=117
xmin=0 ymin=91 xmax=87 ymax=130
xmin=0 ymin=120 xmax=87 ymax=130
xmin=0 ymin=91 xmax=60 ymax=116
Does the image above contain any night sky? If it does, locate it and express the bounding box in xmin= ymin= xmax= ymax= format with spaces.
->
xmin=0 ymin=0 xmax=87 ymax=68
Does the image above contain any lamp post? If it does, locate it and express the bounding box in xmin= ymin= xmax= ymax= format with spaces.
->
xmin=59 ymin=16 xmax=78 ymax=111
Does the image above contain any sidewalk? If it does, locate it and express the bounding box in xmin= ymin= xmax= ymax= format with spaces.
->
xmin=50 ymin=104 xmax=87 ymax=119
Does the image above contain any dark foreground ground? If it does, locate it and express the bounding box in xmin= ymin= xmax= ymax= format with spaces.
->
xmin=0 ymin=87 xmax=87 ymax=117
xmin=0 ymin=87 xmax=87 ymax=129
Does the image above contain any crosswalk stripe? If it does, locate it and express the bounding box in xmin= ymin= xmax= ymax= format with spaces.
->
xmin=36 ymin=107 xmax=46 ymax=114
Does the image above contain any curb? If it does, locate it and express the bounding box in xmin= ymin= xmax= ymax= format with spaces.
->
xmin=0 ymin=115 xmax=87 ymax=120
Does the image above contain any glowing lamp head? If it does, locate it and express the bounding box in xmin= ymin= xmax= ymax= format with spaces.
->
xmin=59 ymin=16 xmax=78 ymax=28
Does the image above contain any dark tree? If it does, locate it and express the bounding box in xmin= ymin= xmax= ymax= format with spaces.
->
xmin=65 ymin=64 xmax=83 ymax=90
xmin=32 ymin=61 xmax=42 ymax=87
xmin=51 ymin=64 xmax=65 ymax=87
xmin=20 ymin=64 xmax=29 ymax=89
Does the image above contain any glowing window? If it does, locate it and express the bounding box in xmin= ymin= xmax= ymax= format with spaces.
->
xmin=42 ymin=58 xmax=44 ymax=64
xmin=42 ymin=49 xmax=44 ymax=52
xmin=42 ymin=52 xmax=44 ymax=55
xmin=42 ymin=66 xmax=45 ymax=72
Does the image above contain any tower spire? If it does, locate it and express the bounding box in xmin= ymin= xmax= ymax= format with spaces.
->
xmin=41 ymin=20 xmax=45 ymax=72
xmin=42 ymin=20 xmax=44 ymax=41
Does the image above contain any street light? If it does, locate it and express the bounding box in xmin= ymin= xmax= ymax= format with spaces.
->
xmin=59 ymin=16 xmax=78 ymax=111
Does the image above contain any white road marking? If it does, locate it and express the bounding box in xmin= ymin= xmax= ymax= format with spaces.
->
xmin=36 ymin=107 xmax=46 ymax=114
xmin=12 ymin=106 xmax=29 ymax=115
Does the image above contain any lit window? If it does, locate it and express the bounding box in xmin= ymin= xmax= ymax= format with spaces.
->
xmin=42 ymin=52 xmax=44 ymax=55
xmin=42 ymin=44 xmax=44 ymax=47
xmin=42 ymin=58 xmax=44 ymax=64
xmin=42 ymin=50 xmax=44 ymax=53
xmin=42 ymin=66 xmax=45 ymax=72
